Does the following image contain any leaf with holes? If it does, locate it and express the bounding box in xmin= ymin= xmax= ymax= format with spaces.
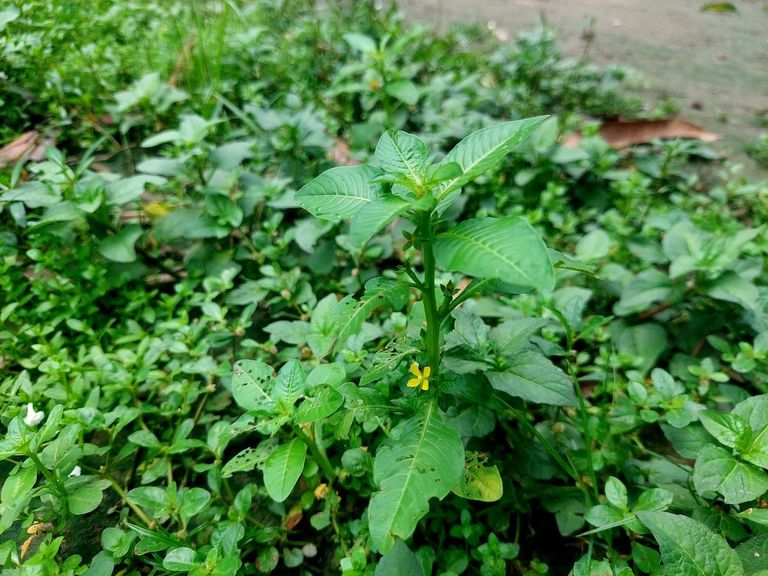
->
xmin=231 ymin=360 xmax=275 ymax=414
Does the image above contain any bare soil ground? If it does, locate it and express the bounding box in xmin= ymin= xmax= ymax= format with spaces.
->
xmin=399 ymin=0 xmax=768 ymax=164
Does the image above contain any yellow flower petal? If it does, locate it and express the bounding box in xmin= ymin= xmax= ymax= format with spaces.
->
xmin=423 ymin=366 xmax=431 ymax=378
xmin=421 ymin=379 xmax=429 ymax=391
xmin=407 ymin=378 xmax=421 ymax=388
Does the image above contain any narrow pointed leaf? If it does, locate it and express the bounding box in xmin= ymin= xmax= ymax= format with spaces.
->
xmin=435 ymin=116 xmax=548 ymax=212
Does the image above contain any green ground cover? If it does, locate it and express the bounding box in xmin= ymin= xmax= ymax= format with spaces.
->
xmin=2 ymin=1 xmax=768 ymax=575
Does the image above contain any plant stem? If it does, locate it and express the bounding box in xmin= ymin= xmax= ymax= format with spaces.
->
xmin=27 ymin=452 xmax=68 ymax=513
xmin=419 ymin=214 xmax=441 ymax=380
xmin=293 ymin=425 xmax=336 ymax=483
xmin=109 ymin=478 xmax=156 ymax=528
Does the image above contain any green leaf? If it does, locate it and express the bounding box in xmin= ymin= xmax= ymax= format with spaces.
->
xmin=434 ymin=116 xmax=548 ymax=212
xmin=349 ymin=196 xmax=410 ymax=248
xmin=736 ymin=534 xmax=768 ymax=574
xmin=605 ymin=477 xmax=628 ymax=510
xmin=296 ymin=165 xmax=381 ymax=223
xmin=231 ymin=360 xmax=274 ymax=413
xmin=84 ymin=551 xmax=115 ymax=576
xmin=295 ymin=387 xmax=344 ymax=424
xmin=98 ymin=225 xmax=143 ymax=263
xmin=68 ymin=480 xmax=106 ymax=515
xmin=699 ymin=410 xmax=750 ymax=449
xmin=343 ymin=32 xmax=377 ymax=53
xmin=163 ymin=547 xmax=199 ymax=572
xmin=263 ymin=439 xmax=307 ymax=502
xmin=490 ymin=318 xmax=548 ymax=356
xmin=368 ymin=401 xmax=464 ymax=553
xmin=487 ymin=351 xmax=577 ymax=406
xmin=452 ymin=463 xmax=503 ymax=502
xmin=221 ymin=445 xmax=272 ymax=478
xmin=375 ymin=540 xmax=424 ymax=576
xmin=273 ymin=360 xmax=306 ymax=409
xmin=701 ymin=2 xmax=737 ymax=13
xmin=636 ymin=511 xmax=742 ymax=576
xmin=693 ymin=444 xmax=768 ymax=504
xmin=179 ymin=488 xmax=211 ymax=525
xmin=333 ymin=278 xmax=409 ymax=351
xmin=733 ymin=394 xmax=768 ymax=469
xmin=375 ymin=130 xmax=428 ymax=182
xmin=435 ymin=216 xmax=554 ymax=291
xmin=615 ymin=322 xmax=668 ymax=375
xmin=385 ymin=80 xmax=419 ymax=105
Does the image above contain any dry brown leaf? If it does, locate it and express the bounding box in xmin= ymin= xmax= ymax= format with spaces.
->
xmin=0 ymin=131 xmax=38 ymax=167
xmin=328 ymin=138 xmax=360 ymax=166
xmin=565 ymin=118 xmax=720 ymax=149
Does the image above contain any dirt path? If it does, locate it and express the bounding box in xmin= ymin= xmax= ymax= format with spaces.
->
xmin=400 ymin=0 xmax=768 ymax=160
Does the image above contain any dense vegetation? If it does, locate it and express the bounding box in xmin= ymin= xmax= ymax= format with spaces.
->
xmin=2 ymin=1 xmax=768 ymax=575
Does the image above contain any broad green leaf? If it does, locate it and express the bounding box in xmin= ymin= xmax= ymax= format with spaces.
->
xmin=98 ymin=225 xmax=143 ymax=263
xmin=487 ymin=351 xmax=577 ymax=406
xmin=733 ymin=394 xmax=768 ymax=469
xmin=305 ymin=363 xmax=346 ymax=390
xmin=179 ymin=488 xmax=211 ymax=525
xmin=434 ymin=116 xmax=548 ymax=212
xmin=295 ymin=165 xmax=381 ymax=223
xmin=375 ymin=540 xmax=423 ymax=576
xmin=295 ymin=387 xmax=344 ymax=424
xmin=68 ymin=479 xmax=106 ymax=515
xmin=490 ymin=318 xmax=548 ymax=356
xmin=699 ymin=410 xmax=750 ymax=449
xmin=435 ymin=216 xmax=554 ymax=291
xmin=231 ymin=360 xmax=274 ymax=413
xmin=451 ymin=463 xmax=503 ymax=502
xmin=163 ymin=548 xmax=199 ymax=572
xmin=368 ymin=401 xmax=464 ymax=553
xmin=263 ymin=439 xmax=307 ymax=502
xmin=385 ymin=79 xmax=419 ymax=106
xmin=375 ymin=130 xmax=428 ymax=182
xmin=615 ymin=322 xmax=668 ymax=375
xmin=273 ymin=360 xmax=306 ymax=409
xmin=637 ymin=511 xmax=742 ymax=576
xmin=349 ymin=195 xmax=410 ymax=248
xmin=693 ymin=445 xmax=768 ymax=504
xmin=343 ymin=32 xmax=377 ymax=53
xmin=83 ymin=551 xmax=114 ymax=576
xmin=736 ymin=534 xmax=768 ymax=575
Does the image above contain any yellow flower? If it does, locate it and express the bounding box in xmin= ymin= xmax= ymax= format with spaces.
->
xmin=407 ymin=362 xmax=431 ymax=391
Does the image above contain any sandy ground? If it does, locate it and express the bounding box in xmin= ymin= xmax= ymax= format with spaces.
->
xmin=398 ymin=0 xmax=768 ymax=158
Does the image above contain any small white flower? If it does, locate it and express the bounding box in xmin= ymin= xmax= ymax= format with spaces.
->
xmin=24 ymin=403 xmax=45 ymax=427
xmin=68 ymin=466 xmax=82 ymax=477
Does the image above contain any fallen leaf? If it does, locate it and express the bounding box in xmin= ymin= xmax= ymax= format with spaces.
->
xmin=565 ymin=118 xmax=719 ymax=149
xmin=0 ymin=131 xmax=37 ymax=167
xmin=327 ymin=138 xmax=360 ymax=166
